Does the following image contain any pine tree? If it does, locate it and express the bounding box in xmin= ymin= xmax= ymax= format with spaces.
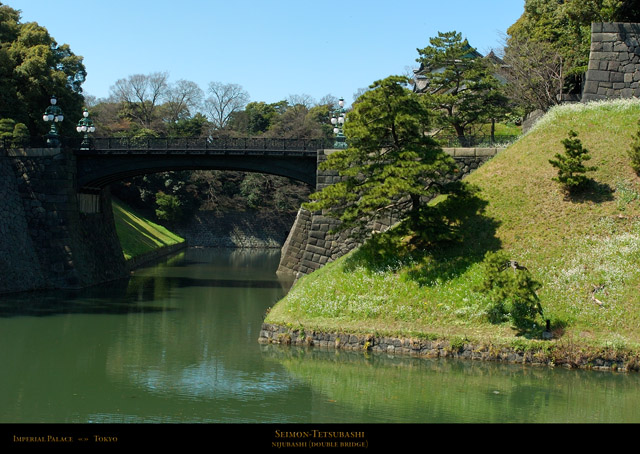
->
xmin=304 ymin=75 xmax=465 ymax=241
xmin=415 ymin=31 xmax=508 ymax=141
xmin=549 ymin=130 xmax=597 ymax=192
xmin=479 ymin=251 xmax=543 ymax=333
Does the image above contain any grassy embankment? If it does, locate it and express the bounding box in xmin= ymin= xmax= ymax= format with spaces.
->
xmin=111 ymin=198 xmax=184 ymax=261
xmin=266 ymin=98 xmax=640 ymax=351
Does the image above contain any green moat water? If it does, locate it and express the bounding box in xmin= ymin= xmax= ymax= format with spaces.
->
xmin=1 ymin=248 xmax=639 ymax=423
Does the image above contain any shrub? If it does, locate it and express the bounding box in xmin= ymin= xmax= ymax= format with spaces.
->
xmin=479 ymin=251 xmax=543 ymax=334
xmin=549 ymin=130 xmax=597 ymax=192
xmin=155 ymin=191 xmax=183 ymax=223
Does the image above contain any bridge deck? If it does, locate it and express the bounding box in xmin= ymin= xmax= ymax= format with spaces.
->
xmin=0 ymin=137 xmax=325 ymax=155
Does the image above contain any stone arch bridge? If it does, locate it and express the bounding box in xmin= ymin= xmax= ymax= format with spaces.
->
xmin=0 ymin=136 xmax=497 ymax=293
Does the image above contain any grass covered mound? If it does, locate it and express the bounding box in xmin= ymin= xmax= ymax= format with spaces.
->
xmin=112 ymin=198 xmax=185 ymax=260
xmin=266 ymin=99 xmax=640 ymax=349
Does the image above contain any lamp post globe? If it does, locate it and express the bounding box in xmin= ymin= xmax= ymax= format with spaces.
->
xmin=330 ymin=97 xmax=347 ymax=149
xmin=76 ymin=108 xmax=95 ymax=150
xmin=42 ymin=95 xmax=64 ymax=147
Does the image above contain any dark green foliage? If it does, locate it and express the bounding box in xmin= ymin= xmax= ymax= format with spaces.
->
xmin=305 ymin=75 xmax=458 ymax=239
xmin=0 ymin=118 xmax=28 ymax=145
xmin=415 ymin=31 xmax=508 ymax=139
xmin=155 ymin=191 xmax=183 ymax=223
xmin=240 ymin=173 xmax=267 ymax=208
xmin=401 ymin=182 xmax=488 ymax=247
xmin=0 ymin=3 xmax=86 ymax=135
xmin=167 ymin=113 xmax=209 ymax=138
xmin=549 ymin=130 xmax=597 ymax=192
xmin=479 ymin=251 xmax=543 ymax=334
xmin=228 ymin=101 xmax=278 ymax=135
xmin=628 ymin=119 xmax=640 ymax=175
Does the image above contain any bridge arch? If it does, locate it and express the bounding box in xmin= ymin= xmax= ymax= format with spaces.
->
xmin=74 ymin=137 xmax=323 ymax=191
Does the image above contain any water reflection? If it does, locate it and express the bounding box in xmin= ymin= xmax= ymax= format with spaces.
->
xmin=1 ymin=247 xmax=639 ymax=423
xmin=260 ymin=345 xmax=640 ymax=423
xmin=0 ymin=248 xmax=304 ymax=423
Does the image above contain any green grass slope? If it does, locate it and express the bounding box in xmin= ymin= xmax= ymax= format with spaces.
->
xmin=112 ymin=198 xmax=185 ymax=260
xmin=267 ymin=99 xmax=640 ymax=349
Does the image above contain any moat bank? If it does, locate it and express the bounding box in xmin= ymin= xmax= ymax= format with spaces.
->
xmin=259 ymin=323 xmax=640 ymax=373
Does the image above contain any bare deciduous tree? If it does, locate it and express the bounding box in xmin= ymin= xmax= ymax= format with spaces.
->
xmin=164 ymin=79 xmax=204 ymax=123
xmin=205 ymin=82 xmax=250 ymax=130
xmin=500 ymin=36 xmax=566 ymax=113
xmin=285 ymin=93 xmax=316 ymax=109
xmin=110 ymin=72 xmax=170 ymax=128
xmin=318 ymin=93 xmax=339 ymax=109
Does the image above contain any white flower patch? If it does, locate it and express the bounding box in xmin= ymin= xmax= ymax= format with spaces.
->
xmin=526 ymin=98 xmax=640 ymax=136
xmin=543 ymin=230 xmax=640 ymax=314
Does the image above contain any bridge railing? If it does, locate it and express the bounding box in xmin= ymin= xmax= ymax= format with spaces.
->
xmin=90 ymin=137 xmax=327 ymax=154
xmin=0 ymin=136 xmax=328 ymax=154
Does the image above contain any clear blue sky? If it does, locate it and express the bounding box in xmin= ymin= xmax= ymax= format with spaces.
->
xmin=8 ymin=0 xmax=525 ymax=107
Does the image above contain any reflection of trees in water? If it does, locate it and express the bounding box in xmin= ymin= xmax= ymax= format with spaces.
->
xmin=182 ymin=247 xmax=281 ymax=269
xmin=124 ymin=247 xmax=295 ymax=301
xmin=260 ymin=345 xmax=640 ymax=423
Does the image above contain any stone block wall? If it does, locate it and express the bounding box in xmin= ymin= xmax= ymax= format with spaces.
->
xmin=0 ymin=148 xmax=126 ymax=294
xmin=174 ymin=210 xmax=297 ymax=248
xmin=0 ymin=154 xmax=47 ymax=293
xmin=582 ymin=22 xmax=640 ymax=102
xmin=277 ymin=148 xmax=498 ymax=277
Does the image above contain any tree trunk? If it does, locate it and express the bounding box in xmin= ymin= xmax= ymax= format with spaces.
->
xmin=453 ymin=123 xmax=466 ymax=146
xmin=491 ymin=118 xmax=496 ymax=144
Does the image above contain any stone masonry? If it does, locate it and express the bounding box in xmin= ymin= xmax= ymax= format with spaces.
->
xmin=0 ymin=147 xmax=126 ymax=294
xmin=277 ymin=147 xmax=498 ymax=276
xmin=174 ymin=210 xmax=297 ymax=248
xmin=582 ymin=22 xmax=640 ymax=102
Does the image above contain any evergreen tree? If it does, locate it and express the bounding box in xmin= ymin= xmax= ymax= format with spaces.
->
xmin=415 ymin=31 xmax=507 ymax=140
xmin=479 ymin=251 xmax=543 ymax=334
xmin=0 ymin=2 xmax=86 ymax=135
xmin=305 ymin=75 xmax=462 ymax=240
xmin=549 ymin=130 xmax=597 ymax=192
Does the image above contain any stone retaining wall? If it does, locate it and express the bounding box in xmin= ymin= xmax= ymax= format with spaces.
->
xmin=277 ymin=148 xmax=499 ymax=276
xmin=0 ymin=155 xmax=46 ymax=293
xmin=0 ymin=148 xmax=126 ymax=294
xmin=259 ymin=323 xmax=640 ymax=373
xmin=582 ymin=22 xmax=640 ymax=102
xmin=174 ymin=210 xmax=296 ymax=248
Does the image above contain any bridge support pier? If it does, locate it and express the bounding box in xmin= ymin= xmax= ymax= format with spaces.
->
xmin=0 ymin=147 xmax=126 ymax=293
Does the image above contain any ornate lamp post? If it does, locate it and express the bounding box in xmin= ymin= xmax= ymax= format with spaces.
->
xmin=42 ymin=95 xmax=64 ymax=147
xmin=330 ymin=97 xmax=347 ymax=149
xmin=76 ymin=108 xmax=95 ymax=149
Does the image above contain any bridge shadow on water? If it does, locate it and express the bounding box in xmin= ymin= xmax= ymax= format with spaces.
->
xmin=0 ymin=278 xmax=172 ymax=318
xmin=0 ymin=278 xmax=180 ymax=318
xmin=0 ymin=248 xmax=291 ymax=318
xmin=0 ymin=275 xmax=285 ymax=319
